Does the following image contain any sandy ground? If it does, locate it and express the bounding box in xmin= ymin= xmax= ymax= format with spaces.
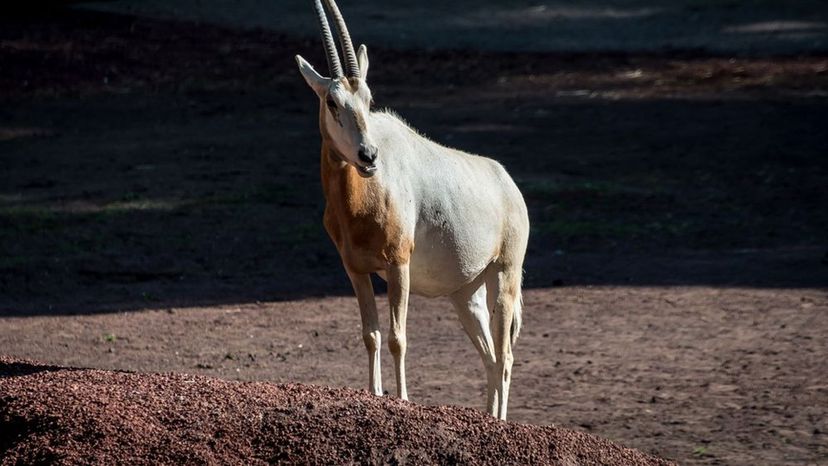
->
xmin=1 ymin=6 xmax=827 ymax=466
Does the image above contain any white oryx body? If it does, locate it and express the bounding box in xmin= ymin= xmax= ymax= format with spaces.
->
xmin=296 ymin=0 xmax=529 ymax=419
xmin=347 ymin=112 xmax=526 ymax=298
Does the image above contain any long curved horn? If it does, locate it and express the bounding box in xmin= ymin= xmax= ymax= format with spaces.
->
xmin=313 ymin=0 xmax=343 ymax=78
xmin=323 ymin=0 xmax=360 ymax=78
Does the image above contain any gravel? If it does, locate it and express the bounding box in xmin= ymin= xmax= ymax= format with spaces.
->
xmin=0 ymin=356 xmax=673 ymax=465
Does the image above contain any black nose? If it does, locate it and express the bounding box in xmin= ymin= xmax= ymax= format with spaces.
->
xmin=358 ymin=148 xmax=377 ymax=164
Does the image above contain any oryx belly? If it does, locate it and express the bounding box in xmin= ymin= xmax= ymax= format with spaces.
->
xmin=405 ymin=221 xmax=499 ymax=297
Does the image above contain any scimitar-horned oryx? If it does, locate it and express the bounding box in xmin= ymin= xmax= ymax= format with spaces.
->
xmin=295 ymin=0 xmax=530 ymax=419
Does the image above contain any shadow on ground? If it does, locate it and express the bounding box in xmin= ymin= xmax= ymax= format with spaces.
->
xmin=82 ymin=0 xmax=828 ymax=54
xmin=1 ymin=9 xmax=826 ymax=315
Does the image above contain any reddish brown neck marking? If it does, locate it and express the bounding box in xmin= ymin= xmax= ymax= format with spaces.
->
xmin=319 ymin=137 xmax=412 ymax=273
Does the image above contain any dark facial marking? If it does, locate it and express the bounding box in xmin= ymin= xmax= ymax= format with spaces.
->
xmin=353 ymin=108 xmax=366 ymax=131
xmin=326 ymin=96 xmax=342 ymax=126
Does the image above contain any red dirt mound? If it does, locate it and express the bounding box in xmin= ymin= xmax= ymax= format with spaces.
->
xmin=0 ymin=356 xmax=673 ymax=465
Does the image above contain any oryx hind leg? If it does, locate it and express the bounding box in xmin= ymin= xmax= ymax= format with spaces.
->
xmin=449 ymin=276 xmax=497 ymax=416
xmin=485 ymin=262 xmax=521 ymax=420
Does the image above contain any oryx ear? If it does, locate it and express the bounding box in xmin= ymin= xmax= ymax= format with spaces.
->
xmin=357 ymin=44 xmax=369 ymax=81
xmin=295 ymin=55 xmax=329 ymax=97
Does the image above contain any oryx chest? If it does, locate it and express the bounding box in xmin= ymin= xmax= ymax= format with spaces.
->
xmin=321 ymin=166 xmax=416 ymax=276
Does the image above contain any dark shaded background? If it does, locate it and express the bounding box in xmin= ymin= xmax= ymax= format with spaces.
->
xmin=1 ymin=2 xmax=826 ymax=314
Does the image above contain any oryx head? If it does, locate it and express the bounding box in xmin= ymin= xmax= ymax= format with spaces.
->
xmin=296 ymin=0 xmax=377 ymax=177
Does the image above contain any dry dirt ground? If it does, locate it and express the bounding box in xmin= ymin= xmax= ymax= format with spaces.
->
xmin=1 ymin=7 xmax=828 ymax=466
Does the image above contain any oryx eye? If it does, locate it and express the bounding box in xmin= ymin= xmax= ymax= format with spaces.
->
xmin=326 ymin=98 xmax=337 ymax=112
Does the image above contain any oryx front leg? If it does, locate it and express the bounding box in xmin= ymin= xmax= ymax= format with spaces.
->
xmin=347 ymin=270 xmax=382 ymax=396
xmin=387 ymin=263 xmax=410 ymax=400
